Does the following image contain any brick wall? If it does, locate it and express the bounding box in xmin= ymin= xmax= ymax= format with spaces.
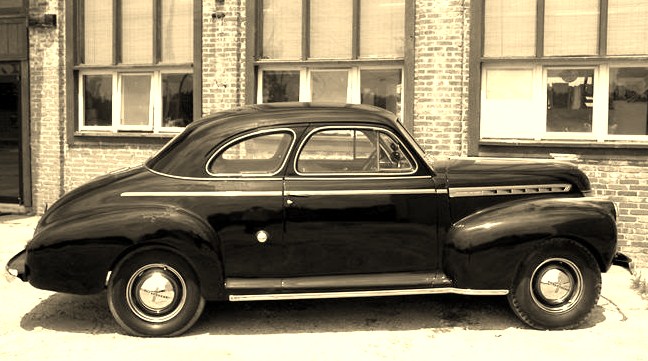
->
xmin=581 ymin=158 xmax=648 ymax=264
xmin=202 ymin=0 xmax=246 ymax=116
xmin=413 ymin=0 xmax=471 ymax=157
xmin=29 ymin=0 xmax=65 ymax=213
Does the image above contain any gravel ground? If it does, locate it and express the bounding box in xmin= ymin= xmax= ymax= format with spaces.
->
xmin=1 ymin=215 xmax=648 ymax=361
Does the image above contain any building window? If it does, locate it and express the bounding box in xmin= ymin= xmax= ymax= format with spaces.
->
xmin=480 ymin=0 xmax=648 ymax=141
xmin=77 ymin=0 xmax=194 ymax=133
xmin=256 ymin=0 xmax=405 ymax=119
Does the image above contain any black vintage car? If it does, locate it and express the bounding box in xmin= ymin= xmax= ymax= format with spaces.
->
xmin=7 ymin=103 xmax=632 ymax=336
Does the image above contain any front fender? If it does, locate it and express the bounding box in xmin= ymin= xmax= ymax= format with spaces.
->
xmin=444 ymin=197 xmax=617 ymax=289
xmin=27 ymin=205 xmax=225 ymax=299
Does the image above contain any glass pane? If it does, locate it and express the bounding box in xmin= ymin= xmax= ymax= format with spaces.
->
xmin=481 ymin=68 xmax=536 ymax=138
xmin=209 ymin=133 xmax=293 ymax=175
xmin=83 ymin=75 xmax=112 ymax=126
xmin=121 ymin=0 xmax=153 ymax=64
xmin=311 ymin=70 xmax=348 ymax=103
xmin=360 ymin=0 xmax=404 ymax=58
xmin=377 ymin=132 xmax=413 ymax=172
xmin=360 ymin=69 xmax=402 ymax=116
xmin=544 ymin=0 xmax=598 ymax=56
xmin=484 ymin=0 xmax=536 ymax=57
xmin=84 ymin=0 xmax=113 ymax=64
xmin=298 ymin=129 xmax=378 ymax=173
xmin=121 ymin=75 xmax=151 ymax=126
xmin=609 ymin=67 xmax=648 ymax=135
xmin=608 ymin=0 xmax=648 ymax=55
xmin=162 ymin=73 xmax=193 ymax=127
xmin=262 ymin=70 xmax=300 ymax=102
xmin=310 ymin=0 xmax=352 ymax=59
xmin=262 ymin=0 xmax=301 ymax=59
xmin=546 ymin=69 xmax=594 ymax=133
xmin=161 ymin=0 xmax=193 ymax=63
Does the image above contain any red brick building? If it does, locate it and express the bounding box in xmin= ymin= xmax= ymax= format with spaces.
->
xmin=1 ymin=0 xmax=647 ymax=263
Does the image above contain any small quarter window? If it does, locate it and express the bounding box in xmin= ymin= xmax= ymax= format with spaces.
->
xmin=297 ymin=128 xmax=414 ymax=174
xmin=208 ymin=132 xmax=293 ymax=176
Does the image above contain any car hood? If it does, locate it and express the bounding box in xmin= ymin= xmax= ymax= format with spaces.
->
xmin=428 ymin=156 xmax=591 ymax=193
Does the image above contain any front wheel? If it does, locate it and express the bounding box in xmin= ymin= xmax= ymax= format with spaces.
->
xmin=508 ymin=239 xmax=601 ymax=329
xmin=107 ymin=250 xmax=205 ymax=337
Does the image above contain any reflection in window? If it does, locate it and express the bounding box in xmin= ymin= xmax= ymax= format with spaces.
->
xmin=209 ymin=132 xmax=293 ymax=175
xmin=546 ymin=69 xmax=594 ymax=133
xmin=311 ymin=70 xmax=348 ymax=103
xmin=361 ymin=69 xmax=402 ymax=115
xmin=162 ymin=73 xmax=193 ymax=127
xmin=121 ymin=74 xmax=152 ymax=126
xmin=262 ymin=71 xmax=300 ymax=102
xmin=609 ymin=67 xmax=648 ymax=135
xmin=83 ymin=75 xmax=112 ymax=127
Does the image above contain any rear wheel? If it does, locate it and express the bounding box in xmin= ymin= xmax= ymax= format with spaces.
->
xmin=508 ymin=239 xmax=601 ymax=329
xmin=107 ymin=250 xmax=205 ymax=337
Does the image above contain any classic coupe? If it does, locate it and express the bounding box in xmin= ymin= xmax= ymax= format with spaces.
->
xmin=7 ymin=103 xmax=632 ymax=336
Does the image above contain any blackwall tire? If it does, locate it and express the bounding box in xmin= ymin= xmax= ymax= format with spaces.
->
xmin=107 ymin=250 xmax=205 ymax=337
xmin=508 ymin=239 xmax=601 ymax=330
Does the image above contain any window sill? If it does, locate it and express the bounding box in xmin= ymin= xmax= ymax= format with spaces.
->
xmin=74 ymin=131 xmax=177 ymax=139
xmin=480 ymin=138 xmax=648 ymax=150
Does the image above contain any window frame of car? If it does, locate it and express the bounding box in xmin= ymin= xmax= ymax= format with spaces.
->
xmin=293 ymin=125 xmax=419 ymax=177
xmin=205 ymin=128 xmax=297 ymax=178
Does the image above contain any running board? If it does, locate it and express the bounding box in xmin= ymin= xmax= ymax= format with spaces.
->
xmin=229 ymin=287 xmax=509 ymax=302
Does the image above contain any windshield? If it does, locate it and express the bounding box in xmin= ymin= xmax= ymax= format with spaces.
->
xmin=394 ymin=118 xmax=434 ymax=165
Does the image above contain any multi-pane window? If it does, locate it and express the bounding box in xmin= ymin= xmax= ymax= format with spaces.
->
xmin=481 ymin=0 xmax=648 ymax=141
xmin=256 ymin=0 xmax=405 ymax=118
xmin=77 ymin=0 xmax=194 ymax=133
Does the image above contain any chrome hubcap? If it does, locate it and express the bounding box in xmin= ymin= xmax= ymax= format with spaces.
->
xmin=126 ymin=264 xmax=187 ymax=323
xmin=530 ymin=258 xmax=583 ymax=313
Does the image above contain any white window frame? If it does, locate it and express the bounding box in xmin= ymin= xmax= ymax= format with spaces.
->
xmin=480 ymin=63 xmax=648 ymax=142
xmin=257 ymin=66 xmax=404 ymax=119
xmin=78 ymin=68 xmax=192 ymax=133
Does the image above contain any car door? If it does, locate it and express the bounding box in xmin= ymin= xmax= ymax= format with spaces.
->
xmin=282 ymin=125 xmax=442 ymax=279
xmin=204 ymin=128 xmax=297 ymax=278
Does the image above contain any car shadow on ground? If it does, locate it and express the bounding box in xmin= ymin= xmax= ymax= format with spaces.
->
xmin=20 ymin=292 xmax=608 ymax=336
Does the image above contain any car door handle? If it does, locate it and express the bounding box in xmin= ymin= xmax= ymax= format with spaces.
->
xmin=286 ymin=199 xmax=294 ymax=206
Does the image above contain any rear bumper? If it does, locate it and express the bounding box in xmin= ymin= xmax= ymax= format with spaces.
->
xmin=612 ymin=252 xmax=634 ymax=275
xmin=5 ymin=250 xmax=28 ymax=282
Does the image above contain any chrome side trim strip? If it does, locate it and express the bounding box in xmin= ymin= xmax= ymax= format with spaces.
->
xmin=284 ymin=175 xmax=432 ymax=181
xmin=121 ymin=191 xmax=283 ymax=197
xmin=285 ymin=189 xmax=438 ymax=196
xmin=448 ymin=183 xmax=572 ymax=198
xmin=228 ymin=288 xmax=509 ymax=301
xmin=226 ymin=272 xmax=451 ymax=289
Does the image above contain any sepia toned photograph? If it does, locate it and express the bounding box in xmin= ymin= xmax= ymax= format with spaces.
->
xmin=1 ymin=0 xmax=648 ymax=359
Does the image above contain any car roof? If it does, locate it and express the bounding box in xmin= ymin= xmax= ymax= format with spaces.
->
xmin=191 ymin=102 xmax=399 ymax=131
xmin=147 ymin=103 xmax=401 ymax=178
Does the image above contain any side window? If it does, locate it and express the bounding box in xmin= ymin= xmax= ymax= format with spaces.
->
xmin=208 ymin=131 xmax=293 ymax=175
xmin=297 ymin=128 xmax=414 ymax=174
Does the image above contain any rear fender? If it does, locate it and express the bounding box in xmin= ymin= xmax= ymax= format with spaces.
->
xmin=444 ymin=197 xmax=617 ymax=290
xmin=27 ymin=206 xmax=226 ymax=299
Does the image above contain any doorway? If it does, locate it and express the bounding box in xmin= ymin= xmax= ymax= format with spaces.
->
xmin=0 ymin=62 xmax=22 ymax=204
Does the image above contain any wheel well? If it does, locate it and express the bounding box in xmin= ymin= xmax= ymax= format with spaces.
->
xmin=106 ymin=242 xmax=226 ymax=301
